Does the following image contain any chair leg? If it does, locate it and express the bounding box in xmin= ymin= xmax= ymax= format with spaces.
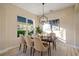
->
xmin=48 ymin=42 xmax=51 ymax=56
xmin=19 ymin=44 xmax=21 ymax=51
xmin=23 ymin=44 xmax=26 ymax=53
xmin=52 ymin=41 xmax=54 ymax=50
xmin=24 ymin=45 xmax=27 ymax=53
xmin=54 ymin=42 xmax=56 ymax=50
xmin=25 ymin=45 xmax=27 ymax=52
xmin=23 ymin=44 xmax=25 ymax=53
xmin=41 ymin=51 xmax=43 ymax=56
xmin=33 ymin=48 xmax=35 ymax=56
xmin=48 ymin=48 xmax=49 ymax=56
xmin=30 ymin=47 xmax=32 ymax=56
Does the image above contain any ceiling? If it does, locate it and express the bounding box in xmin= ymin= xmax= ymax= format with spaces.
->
xmin=13 ymin=3 xmax=75 ymax=16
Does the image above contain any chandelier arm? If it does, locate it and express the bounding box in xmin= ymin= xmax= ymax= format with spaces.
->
xmin=43 ymin=3 xmax=44 ymax=16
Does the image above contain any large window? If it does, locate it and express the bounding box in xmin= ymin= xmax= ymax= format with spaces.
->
xmin=17 ymin=16 xmax=34 ymax=37
xmin=17 ymin=16 xmax=27 ymax=37
xmin=42 ymin=19 xmax=66 ymax=43
xmin=49 ymin=19 xmax=60 ymax=37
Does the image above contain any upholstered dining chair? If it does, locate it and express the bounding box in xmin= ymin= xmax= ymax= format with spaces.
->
xmin=18 ymin=37 xmax=21 ymax=51
xmin=50 ymin=32 xmax=57 ymax=50
xmin=33 ymin=37 xmax=49 ymax=56
xmin=18 ymin=34 xmax=27 ymax=53
xmin=25 ymin=36 xmax=33 ymax=56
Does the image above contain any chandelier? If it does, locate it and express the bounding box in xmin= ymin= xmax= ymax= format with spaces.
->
xmin=40 ymin=3 xmax=48 ymax=24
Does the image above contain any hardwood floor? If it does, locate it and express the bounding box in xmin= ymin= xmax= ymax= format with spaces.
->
xmin=0 ymin=42 xmax=79 ymax=56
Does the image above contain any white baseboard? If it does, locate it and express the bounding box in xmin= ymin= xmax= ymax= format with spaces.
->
xmin=57 ymin=40 xmax=79 ymax=49
xmin=71 ymin=45 xmax=79 ymax=49
xmin=0 ymin=45 xmax=19 ymax=55
xmin=65 ymin=43 xmax=79 ymax=49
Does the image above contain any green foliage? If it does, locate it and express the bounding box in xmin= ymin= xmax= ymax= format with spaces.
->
xmin=28 ymin=30 xmax=33 ymax=36
xmin=36 ymin=26 xmax=42 ymax=34
xmin=17 ymin=30 xmax=26 ymax=37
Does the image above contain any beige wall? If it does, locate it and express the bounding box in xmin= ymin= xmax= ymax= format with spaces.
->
xmin=74 ymin=4 xmax=79 ymax=47
xmin=0 ymin=4 xmax=37 ymax=51
xmin=0 ymin=5 xmax=6 ymax=50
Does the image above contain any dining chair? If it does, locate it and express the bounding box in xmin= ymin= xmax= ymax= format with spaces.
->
xmin=25 ymin=36 xmax=33 ymax=56
xmin=50 ymin=33 xmax=57 ymax=50
xmin=18 ymin=35 xmax=27 ymax=53
xmin=18 ymin=37 xmax=21 ymax=51
xmin=33 ymin=37 xmax=49 ymax=56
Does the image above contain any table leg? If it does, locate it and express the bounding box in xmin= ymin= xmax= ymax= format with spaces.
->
xmin=49 ymin=42 xmax=51 ymax=56
xmin=48 ymin=42 xmax=51 ymax=56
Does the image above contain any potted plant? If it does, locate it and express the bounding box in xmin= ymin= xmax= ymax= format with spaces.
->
xmin=17 ymin=30 xmax=26 ymax=37
xmin=36 ymin=26 xmax=42 ymax=34
xmin=28 ymin=30 xmax=34 ymax=36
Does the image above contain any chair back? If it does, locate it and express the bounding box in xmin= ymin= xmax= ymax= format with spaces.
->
xmin=25 ymin=36 xmax=33 ymax=47
xmin=33 ymin=37 xmax=45 ymax=51
xmin=18 ymin=34 xmax=26 ymax=44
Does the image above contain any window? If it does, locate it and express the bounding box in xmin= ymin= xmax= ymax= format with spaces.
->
xmin=27 ymin=19 xmax=34 ymax=36
xmin=17 ymin=16 xmax=26 ymax=30
xmin=42 ymin=19 xmax=66 ymax=43
xmin=17 ymin=16 xmax=27 ymax=37
xmin=17 ymin=16 xmax=34 ymax=37
xmin=43 ymin=23 xmax=51 ymax=33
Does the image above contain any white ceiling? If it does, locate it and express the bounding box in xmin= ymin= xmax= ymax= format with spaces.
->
xmin=13 ymin=3 xmax=75 ymax=16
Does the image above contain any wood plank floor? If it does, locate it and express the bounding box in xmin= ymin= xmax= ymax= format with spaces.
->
xmin=0 ymin=42 xmax=79 ymax=56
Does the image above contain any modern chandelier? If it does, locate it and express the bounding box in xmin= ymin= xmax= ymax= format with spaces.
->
xmin=40 ymin=3 xmax=48 ymax=24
